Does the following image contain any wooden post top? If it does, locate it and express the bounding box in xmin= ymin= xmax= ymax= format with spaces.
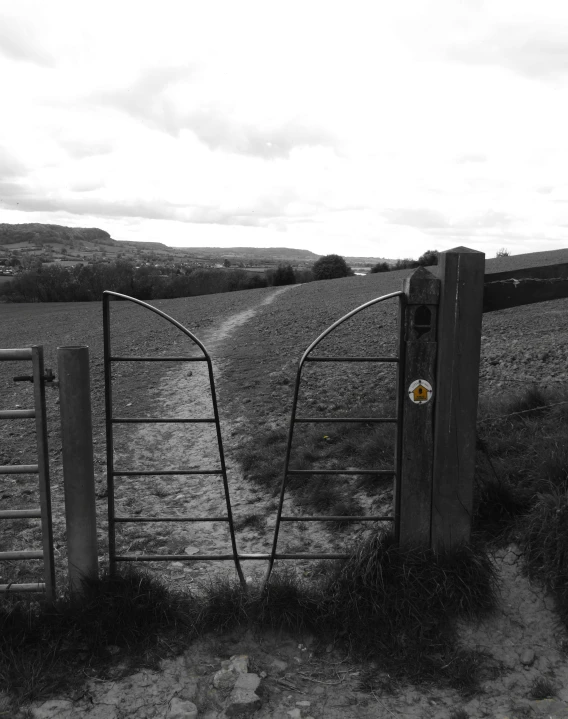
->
xmin=440 ymin=246 xmax=484 ymax=255
xmin=403 ymin=266 xmax=440 ymax=305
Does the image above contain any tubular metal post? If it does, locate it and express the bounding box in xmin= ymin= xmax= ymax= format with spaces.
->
xmin=31 ymin=345 xmax=56 ymax=602
xmin=58 ymin=346 xmax=99 ymax=595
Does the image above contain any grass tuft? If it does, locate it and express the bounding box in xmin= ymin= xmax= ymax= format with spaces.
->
xmin=320 ymin=530 xmax=497 ymax=691
xmin=529 ymin=676 xmax=555 ymax=700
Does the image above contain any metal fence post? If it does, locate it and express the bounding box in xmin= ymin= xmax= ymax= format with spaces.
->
xmin=58 ymin=346 xmax=99 ymax=595
xmin=431 ymin=247 xmax=485 ymax=551
xmin=399 ymin=268 xmax=440 ymax=546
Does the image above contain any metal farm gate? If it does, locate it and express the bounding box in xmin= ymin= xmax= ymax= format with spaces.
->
xmin=103 ymin=291 xmax=245 ymax=586
xmin=103 ymin=290 xmax=406 ymax=585
xmin=265 ymin=291 xmax=405 ymax=581
xmin=0 ymin=346 xmax=56 ymax=601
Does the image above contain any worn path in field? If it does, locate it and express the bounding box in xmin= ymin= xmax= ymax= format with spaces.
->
xmin=111 ymin=284 xmax=353 ymax=588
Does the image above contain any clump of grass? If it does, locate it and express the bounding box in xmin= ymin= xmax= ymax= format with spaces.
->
xmin=320 ymin=530 xmax=498 ymax=692
xmin=529 ymin=676 xmax=555 ymax=700
xmin=473 ymin=476 xmax=530 ymax=542
xmin=503 ymin=385 xmax=550 ymax=419
xmin=449 ymin=710 xmax=469 ymax=719
xmin=475 ymin=385 xmax=568 ymax=534
xmin=0 ymin=569 xmax=199 ymax=708
xmin=520 ymin=485 xmax=568 ymax=628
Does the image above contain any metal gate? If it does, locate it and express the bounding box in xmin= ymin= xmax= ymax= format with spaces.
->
xmin=0 ymin=346 xmax=56 ymax=601
xmin=103 ymin=291 xmax=245 ymax=586
xmin=264 ymin=291 xmax=405 ymax=582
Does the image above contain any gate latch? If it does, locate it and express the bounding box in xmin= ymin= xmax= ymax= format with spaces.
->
xmin=13 ymin=368 xmax=56 ymax=384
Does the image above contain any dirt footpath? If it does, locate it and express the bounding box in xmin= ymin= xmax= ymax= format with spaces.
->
xmin=22 ymin=286 xmax=568 ymax=719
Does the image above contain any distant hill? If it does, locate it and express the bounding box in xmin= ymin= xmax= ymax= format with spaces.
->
xmin=0 ymin=223 xmax=323 ymax=263
xmin=0 ymin=223 xmax=114 ymax=247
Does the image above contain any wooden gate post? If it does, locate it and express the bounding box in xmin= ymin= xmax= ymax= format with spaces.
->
xmin=431 ymin=247 xmax=485 ymax=551
xmin=398 ymin=267 xmax=440 ymax=546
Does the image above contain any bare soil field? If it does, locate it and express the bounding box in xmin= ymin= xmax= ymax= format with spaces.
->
xmin=2 ymin=249 xmax=568 ymax=718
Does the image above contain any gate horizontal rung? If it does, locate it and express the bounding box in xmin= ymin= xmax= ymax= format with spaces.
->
xmin=113 ymin=469 xmax=223 ymax=476
xmin=0 ymin=348 xmax=32 ymax=361
xmin=112 ymin=417 xmax=215 ymax=424
xmin=0 ymin=583 xmax=45 ymax=593
xmin=0 ymin=409 xmax=35 ymax=419
xmin=273 ymin=553 xmax=349 ymax=560
xmin=236 ymin=553 xmax=349 ymax=560
xmin=114 ymin=515 xmax=228 ymax=522
xmin=281 ymin=515 xmax=394 ymax=522
xmin=0 ymin=550 xmax=43 ymax=560
xmin=110 ymin=356 xmax=207 ymax=362
xmin=305 ymin=356 xmax=399 ymax=363
xmin=0 ymin=464 xmax=38 ymax=475
xmin=115 ymin=553 xmax=237 ymax=561
xmin=294 ymin=417 xmax=397 ymax=423
xmin=287 ymin=469 xmax=395 ymax=476
xmin=0 ymin=509 xmax=41 ymax=519
xmin=233 ymin=554 xmax=349 ymax=562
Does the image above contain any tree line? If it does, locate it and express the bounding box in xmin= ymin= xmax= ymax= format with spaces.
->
xmin=0 ymin=261 xmax=306 ymax=303
xmin=0 ymin=250 xmax=441 ymax=303
xmin=369 ymin=250 xmax=439 ymax=273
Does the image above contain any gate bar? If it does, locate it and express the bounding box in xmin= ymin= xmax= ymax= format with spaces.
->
xmin=0 ymin=410 xmax=36 ymax=419
xmin=0 ymin=348 xmax=33 ymax=361
xmin=115 ymin=516 xmax=229 ymax=522
xmin=287 ymin=469 xmax=395 ymax=475
xmin=294 ymin=417 xmax=397 ymax=423
xmin=305 ymin=356 xmax=399 ymax=362
xmin=0 ymin=509 xmax=42 ymax=519
xmin=0 ymin=465 xmax=38 ymax=474
xmin=112 ymin=417 xmax=216 ymax=424
xmin=113 ymin=469 xmax=224 ymax=476
xmin=1 ymin=550 xmax=44 ymax=560
xmin=280 ymin=515 xmax=395 ymax=522
xmin=0 ymin=583 xmax=45 ymax=592
xmin=111 ymin=356 xmax=207 ymax=362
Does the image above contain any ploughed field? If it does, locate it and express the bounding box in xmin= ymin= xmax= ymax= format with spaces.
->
xmin=1 ymin=250 xmax=568 ymax=591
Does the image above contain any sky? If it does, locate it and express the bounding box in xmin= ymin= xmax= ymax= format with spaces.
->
xmin=1 ymin=1 xmax=568 ymax=260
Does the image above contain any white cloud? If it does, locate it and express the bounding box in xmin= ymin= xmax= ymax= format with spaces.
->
xmin=0 ymin=1 xmax=567 ymax=259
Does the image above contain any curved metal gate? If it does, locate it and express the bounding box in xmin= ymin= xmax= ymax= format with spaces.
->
xmin=264 ymin=290 xmax=406 ymax=583
xmin=103 ymin=291 xmax=245 ymax=586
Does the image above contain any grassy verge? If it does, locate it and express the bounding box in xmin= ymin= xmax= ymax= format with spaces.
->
xmin=0 ymin=530 xmax=497 ymax=713
xmin=474 ymin=385 xmax=568 ymax=631
xmin=4 ymin=384 xmax=568 ymax=714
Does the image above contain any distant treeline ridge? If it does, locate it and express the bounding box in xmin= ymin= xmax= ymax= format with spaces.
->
xmin=0 ymin=261 xmax=306 ymax=303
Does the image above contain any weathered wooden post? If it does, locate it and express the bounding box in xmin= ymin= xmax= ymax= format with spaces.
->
xmin=58 ymin=346 xmax=99 ymax=595
xmin=431 ymin=247 xmax=485 ymax=551
xmin=398 ymin=267 xmax=440 ymax=545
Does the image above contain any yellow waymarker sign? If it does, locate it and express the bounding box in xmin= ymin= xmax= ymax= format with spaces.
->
xmin=408 ymin=379 xmax=433 ymax=405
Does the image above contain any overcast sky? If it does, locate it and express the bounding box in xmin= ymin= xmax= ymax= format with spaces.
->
xmin=1 ymin=1 xmax=568 ymax=259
